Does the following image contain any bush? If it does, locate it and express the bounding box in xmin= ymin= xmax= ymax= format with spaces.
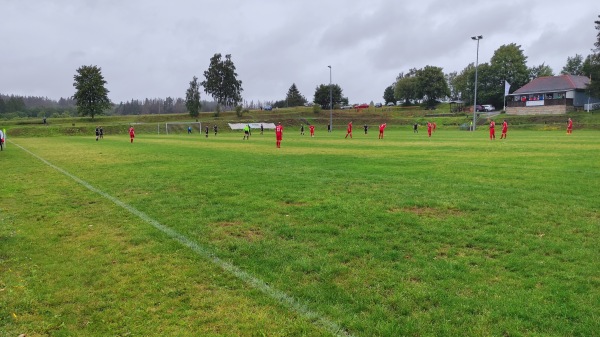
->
xmin=214 ymin=104 xmax=221 ymax=117
xmin=235 ymin=105 xmax=243 ymax=117
xmin=312 ymin=104 xmax=321 ymax=114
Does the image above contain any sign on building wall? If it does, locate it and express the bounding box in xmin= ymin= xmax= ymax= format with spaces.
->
xmin=526 ymin=101 xmax=544 ymax=107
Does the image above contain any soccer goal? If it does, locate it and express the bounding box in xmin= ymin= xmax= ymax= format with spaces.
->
xmin=165 ymin=122 xmax=202 ymax=135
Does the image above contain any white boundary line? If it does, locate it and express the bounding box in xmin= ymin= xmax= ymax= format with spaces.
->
xmin=12 ymin=141 xmax=355 ymax=337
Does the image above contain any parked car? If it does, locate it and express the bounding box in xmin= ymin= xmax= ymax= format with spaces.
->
xmin=386 ymin=102 xmax=395 ymax=106
xmin=264 ymin=105 xmax=273 ymax=111
xmin=355 ymin=103 xmax=369 ymax=109
xmin=482 ymin=104 xmax=495 ymax=112
xmin=375 ymin=102 xmax=382 ymax=108
xmin=340 ymin=105 xmax=353 ymax=110
xmin=475 ymin=105 xmax=484 ymax=112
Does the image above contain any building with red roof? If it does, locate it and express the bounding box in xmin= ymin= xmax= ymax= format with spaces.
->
xmin=506 ymin=75 xmax=599 ymax=115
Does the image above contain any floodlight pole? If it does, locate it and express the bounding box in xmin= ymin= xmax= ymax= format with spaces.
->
xmin=328 ymin=65 xmax=332 ymax=132
xmin=587 ymin=73 xmax=592 ymax=112
xmin=471 ymin=35 xmax=482 ymax=131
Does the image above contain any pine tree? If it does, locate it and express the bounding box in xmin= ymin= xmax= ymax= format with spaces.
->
xmin=185 ymin=76 xmax=201 ymax=118
xmin=285 ymin=83 xmax=307 ymax=107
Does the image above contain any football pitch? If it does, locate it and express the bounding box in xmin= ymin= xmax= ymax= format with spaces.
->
xmin=1 ymin=129 xmax=599 ymax=336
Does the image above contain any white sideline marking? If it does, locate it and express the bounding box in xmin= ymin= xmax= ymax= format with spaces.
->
xmin=13 ymin=141 xmax=354 ymax=337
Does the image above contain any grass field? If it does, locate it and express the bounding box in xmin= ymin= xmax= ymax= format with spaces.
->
xmin=1 ymin=127 xmax=599 ymax=336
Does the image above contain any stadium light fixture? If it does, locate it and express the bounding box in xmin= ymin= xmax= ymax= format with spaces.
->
xmin=471 ymin=35 xmax=483 ymax=131
xmin=328 ymin=65 xmax=332 ymax=132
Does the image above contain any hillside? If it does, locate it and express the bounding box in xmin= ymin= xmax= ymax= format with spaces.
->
xmin=2 ymin=104 xmax=599 ymax=137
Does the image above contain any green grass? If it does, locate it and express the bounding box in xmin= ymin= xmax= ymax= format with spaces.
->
xmin=1 ymin=128 xmax=599 ymax=336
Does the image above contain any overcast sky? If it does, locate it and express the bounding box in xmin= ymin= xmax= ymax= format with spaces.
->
xmin=1 ymin=0 xmax=598 ymax=105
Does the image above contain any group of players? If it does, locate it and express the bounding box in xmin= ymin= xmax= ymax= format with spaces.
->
xmin=276 ymin=117 xmax=577 ymax=148
xmin=487 ymin=120 xmax=508 ymax=140
xmin=109 ymin=117 xmax=575 ymax=148
xmin=487 ymin=117 xmax=574 ymax=140
xmin=275 ymin=121 xmax=390 ymax=148
xmin=95 ymin=126 xmax=104 ymax=141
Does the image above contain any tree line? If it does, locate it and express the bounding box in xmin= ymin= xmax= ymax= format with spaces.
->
xmin=0 ymin=94 xmax=77 ymax=118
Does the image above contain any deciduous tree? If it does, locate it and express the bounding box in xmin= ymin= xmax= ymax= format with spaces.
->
xmin=528 ymin=63 xmax=554 ymax=80
xmin=201 ymin=53 xmax=243 ymax=111
xmin=415 ymin=65 xmax=449 ymax=107
xmin=383 ymin=85 xmax=395 ymax=104
xmin=490 ymin=43 xmax=529 ymax=91
xmin=453 ymin=63 xmax=497 ymax=106
xmin=313 ymin=84 xmax=344 ymax=108
xmin=451 ymin=63 xmax=475 ymax=103
xmin=561 ymin=54 xmax=584 ymax=75
xmin=445 ymin=71 xmax=459 ymax=100
xmin=72 ymin=65 xmax=111 ymax=119
xmin=394 ymin=72 xmax=418 ymax=105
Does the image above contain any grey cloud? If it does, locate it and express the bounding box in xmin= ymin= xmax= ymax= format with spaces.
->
xmin=0 ymin=0 xmax=597 ymax=105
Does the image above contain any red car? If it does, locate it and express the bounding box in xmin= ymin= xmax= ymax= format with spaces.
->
xmin=355 ymin=103 xmax=369 ymax=109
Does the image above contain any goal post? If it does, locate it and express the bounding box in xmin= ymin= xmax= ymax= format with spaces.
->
xmin=165 ymin=122 xmax=202 ymax=135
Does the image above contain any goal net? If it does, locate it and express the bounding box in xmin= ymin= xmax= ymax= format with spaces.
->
xmin=165 ymin=122 xmax=202 ymax=135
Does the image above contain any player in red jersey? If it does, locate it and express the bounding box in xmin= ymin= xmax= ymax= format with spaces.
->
xmin=309 ymin=125 xmax=315 ymax=137
xmin=489 ymin=120 xmax=496 ymax=140
xmin=500 ymin=120 xmax=508 ymax=139
xmin=129 ymin=126 xmax=135 ymax=143
xmin=427 ymin=122 xmax=432 ymax=137
xmin=345 ymin=121 xmax=353 ymax=139
xmin=567 ymin=118 xmax=573 ymax=134
xmin=378 ymin=123 xmax=386 ymax=139
xmin=275 ymin=122 xmax=283 ymax=148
